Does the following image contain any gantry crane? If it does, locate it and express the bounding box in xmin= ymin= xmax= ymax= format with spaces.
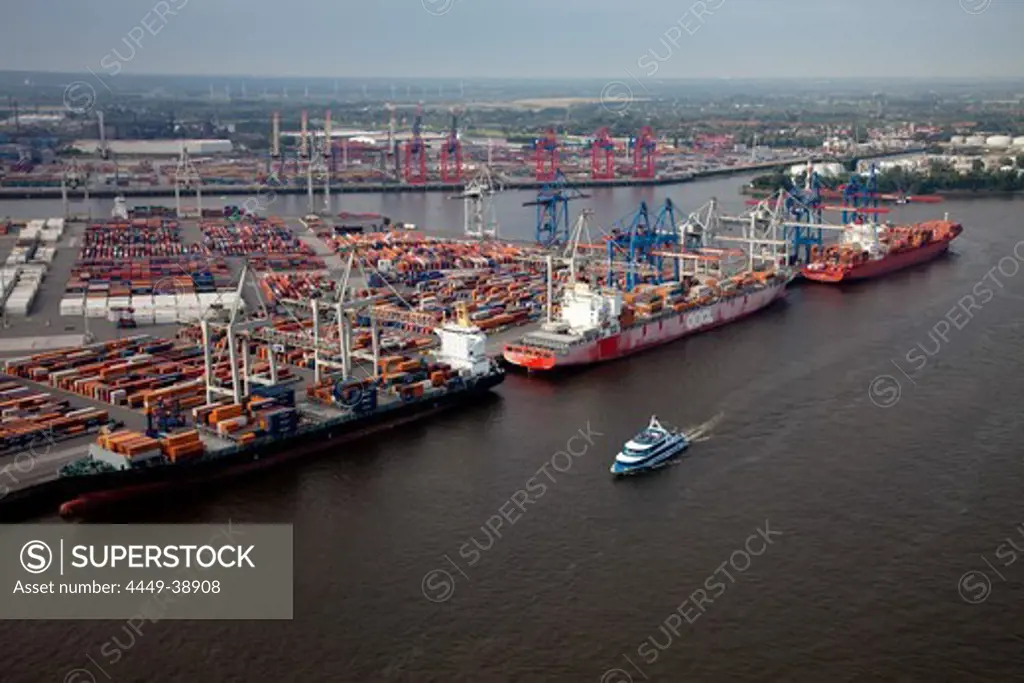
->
xmin=534 ymin=128 xmax=559 ymax=182
xmin=523 ymin=169 xmax=590 ymax=247
xmin=604 ymin=199 xmax=681 ymax=291
xmin=590 ymin=127 xmax=616 ymax=180
xmin=403 ymin=103 xmax=428 ymax=184
xmin=632 ymin=126 xmax=657 ymax=179
xmin=440 ymin=108 xmax=463 ymax=183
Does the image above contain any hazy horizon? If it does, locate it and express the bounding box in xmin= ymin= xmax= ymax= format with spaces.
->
xmin=0 ymin=0 xmax=1019 ymax=80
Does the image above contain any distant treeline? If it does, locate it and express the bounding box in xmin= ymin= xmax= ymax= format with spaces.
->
xmin=751 ymin=157 xmax=1024 ymax=194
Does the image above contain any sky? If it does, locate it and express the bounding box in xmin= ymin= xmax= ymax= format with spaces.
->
xmin=0 ymin=0 xmax=1020 ymax=80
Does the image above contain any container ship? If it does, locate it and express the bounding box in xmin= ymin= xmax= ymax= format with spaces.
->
xmin=801 ymin=218 xmax=963 ymax=283
xmin=2 ymin=318 xmax=504 ymax=520
xmin=503 ymin=269 xmax=790 ymax=371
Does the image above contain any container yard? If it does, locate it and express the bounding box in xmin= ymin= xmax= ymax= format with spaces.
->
xmin=199 ymin=215 xmax=327 ymax=271
xmin=63 ymin=218 xmax=239 ymax=324
xmin=0 ymin=292 xmax=506 ymax=519
xmin=0 ymin=379 xmax=110 ymax=455
xmin=0 ymin=218 xmax=66 ymax=317
xmin=3 ymin=335 xmax=295 ymax=420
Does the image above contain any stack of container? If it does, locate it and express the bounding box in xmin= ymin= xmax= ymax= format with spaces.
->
xmin=20 ymin=218 xmax=64 ymax=243
xmin=2 ymin=266 xmax=44 ymax=317
xmin=159 ymin=429 xmax=205 ymax=462
xmin=0 ymin=381 xmax=109 ymax=453
xmin=95 ymin=430 xmax=163 ymax=466
xmin=258 ymin=273 xmax=329 ymax=305
xmin=4 ymin=336 xmax=293 ymax=420
xmin=253 ymin=406 xmax=299 ymax=437
xmin=208 ymin=404 xmax=247 ymax=437
xmin=200 ymin=217 xmax=313 ymax=258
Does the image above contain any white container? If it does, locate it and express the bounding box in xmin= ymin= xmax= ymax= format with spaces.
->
xmin=60 ymin=296 xmax=84 ymax=317
xmin=154 ymin=309 xmax=177 ymax=324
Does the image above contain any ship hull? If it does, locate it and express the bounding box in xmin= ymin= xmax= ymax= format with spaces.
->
xmin=801 ymin=239 xmax=952 ymax=283
xmin=0 ymin=371 xmax=505 ymax=521
xmin=503 ymin=280 xmax=788 ymax=371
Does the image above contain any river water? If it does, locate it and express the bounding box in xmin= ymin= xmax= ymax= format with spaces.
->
xmin=4 ymin=178 xmax=1024 ymax=682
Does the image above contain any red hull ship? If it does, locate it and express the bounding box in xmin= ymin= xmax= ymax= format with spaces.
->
xmin=802 ymin=219 xmax=962 ymax=283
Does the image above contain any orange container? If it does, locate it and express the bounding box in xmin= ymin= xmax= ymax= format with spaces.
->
xmin=210 ymin=404 xmax=243 ymax=423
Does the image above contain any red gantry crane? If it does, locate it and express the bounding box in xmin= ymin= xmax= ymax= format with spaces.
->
xmin=534 ymin=128 xmax=559 ymax=182
xmin=632 ymin=126 xmax=657 ymax=179
xmin=590 ymin=127 xmax=616 ymax=180
xmin=403 ymin=103 xmax=428 ymax=184
xmin=440 ymin=108 xmax=463 ymax=183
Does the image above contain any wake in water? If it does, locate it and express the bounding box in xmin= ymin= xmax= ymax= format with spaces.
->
xmin=682 ymin=411 xmax=725 ymax=443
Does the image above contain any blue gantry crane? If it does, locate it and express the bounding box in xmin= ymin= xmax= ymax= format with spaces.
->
xmin=782 ymin=162 xmax=825 ymax=263
xmin=841 ymin=163 xmax=880 ymax=223
xmin=523 ymin=169 xmax=590 ymax=247
xmin=605 ymin=199 xmax=681 ymax=292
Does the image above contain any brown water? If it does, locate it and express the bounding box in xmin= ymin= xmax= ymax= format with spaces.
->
xmin=3 ymin=182 xmax=1024 ymax=682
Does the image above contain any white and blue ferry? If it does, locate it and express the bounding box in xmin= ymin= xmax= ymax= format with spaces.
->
xmin=610 ymin=416 xmax=689 ymax=475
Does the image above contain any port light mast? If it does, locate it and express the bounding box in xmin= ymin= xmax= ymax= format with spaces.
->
xmin=269 ymin=111 xmax=284 ymax=181
xmin=534 ymin=128 xmax=559 ymax=182
xmin=403 ymin=103 xmax=428 ymax=184
xmin=590 ymin=127 xmax=616 ymax=181
xmin=440 ymin=108 xmax=463 ymax=183
xmin=632 ymin=126 xmax=657 ymax=179
xmin=300 ymin=110 xmax=315 ymax=213
xmin=322 ymin=109 xmax=332 ymax=213
xmin=523 ymin=169 xmax=590 ymax=247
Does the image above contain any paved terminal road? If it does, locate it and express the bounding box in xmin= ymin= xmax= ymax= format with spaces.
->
xmin=0 ymin=334 xmax=86 ymax=353
xmin=0 ymin=441 xmax=91 ymax=493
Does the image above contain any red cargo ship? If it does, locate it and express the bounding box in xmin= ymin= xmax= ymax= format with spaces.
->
xmin=503 ymin=269 xmax=791 ymax=371
xmin=802 ymin=219 xmax=962 ymax=283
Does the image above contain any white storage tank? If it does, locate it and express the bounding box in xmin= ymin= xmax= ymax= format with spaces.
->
xmin=965 ymin=135 xmax=986 ymax=146
xmin=950 ymin=135 xmax=965 ymax=145
xmin=1012 ymin=136 xmax=1024 ymax=148
xmin=986 ymin=135 xmax=1012 ymax=149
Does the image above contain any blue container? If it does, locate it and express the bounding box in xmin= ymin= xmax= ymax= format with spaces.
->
xmin=252 ymin=385 xmax=295 ymax=407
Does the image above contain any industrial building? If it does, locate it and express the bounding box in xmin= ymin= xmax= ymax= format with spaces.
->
xmin=70 ymin=140 xmax=234 ymax=156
